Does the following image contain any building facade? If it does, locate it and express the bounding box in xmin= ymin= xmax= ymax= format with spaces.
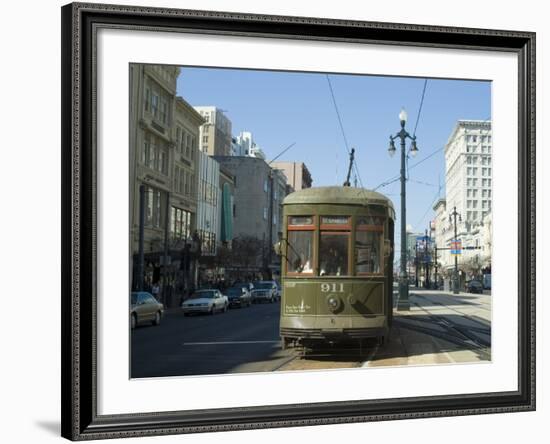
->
xmin=233 ymin=131 xmax=266 ymax=159
xmin=196 ymin=151 xmax=221 ymax=256
xmin=437 ymin=120 xmax=493 ymax=285
xmin=129 ymin=64 xmax=203 ymax=304
xmin=218 ymin=167 xmax=235 ymax=246
xmin=194 ymin=106 xmax=232 ymax=156
xmin=270 ymin=161 xmax=313 ymax=192
xmin=213 ymin=156 xmax=287 ymax=270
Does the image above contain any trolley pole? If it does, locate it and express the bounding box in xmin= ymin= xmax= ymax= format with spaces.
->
xmin=388 ymin=109 xmax=418 ymax=311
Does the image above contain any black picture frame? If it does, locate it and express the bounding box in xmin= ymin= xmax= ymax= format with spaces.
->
xmin=61 ymin=2 xmax=536 ymax=440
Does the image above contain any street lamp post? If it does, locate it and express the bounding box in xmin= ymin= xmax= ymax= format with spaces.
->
xmin=449 ymin=206 xmax=462 ymax=294
xmin=388 ymin=108 xmax=418 ymax=311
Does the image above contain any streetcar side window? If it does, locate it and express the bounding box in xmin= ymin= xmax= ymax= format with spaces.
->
xmin=319 ymin=233 xmax=349 ymax=276
xmin=287 ymin=231 xmax=314 ymax=274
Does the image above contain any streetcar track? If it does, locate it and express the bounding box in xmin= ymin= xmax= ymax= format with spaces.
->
xmin=401 ymin=300 xmax=491 ymax=349
xmin=412 ymin=293 xmax=491 ymax=328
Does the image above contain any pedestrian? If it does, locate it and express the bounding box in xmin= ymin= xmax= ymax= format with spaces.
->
xmin=151 ymin=282 xmax=160 ymax=300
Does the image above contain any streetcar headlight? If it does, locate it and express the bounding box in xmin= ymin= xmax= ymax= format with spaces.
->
xmin=327 ymin=296 xmax=341 ymax=312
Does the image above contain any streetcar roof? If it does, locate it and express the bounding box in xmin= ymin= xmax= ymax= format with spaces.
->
xmin=283 ymin=186 xmax=395 ymax=210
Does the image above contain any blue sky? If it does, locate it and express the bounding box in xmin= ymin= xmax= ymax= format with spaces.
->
xmin=176 ymin=67 xmax=491 ymax=242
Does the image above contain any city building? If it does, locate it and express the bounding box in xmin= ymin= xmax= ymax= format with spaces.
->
xmin=218 ymin=167 xmax=235 ymax=246
xmin=233 ymin=131 xmax=266 ymax=159
xmin=213 ymin=156 xmax=287 ymax=273
xmin=269 ymin=161 xmax=312 ymax=192
xmin=436 ymin=120 xmax=493 ymax=285
xmin=129 ymin=64 xmax=203 ymax=305
xmin=194 ymin=106 xmax=232 ymax=156
xmin=196 ymin=151 xmax=221 ymax=257
xmin=445 ymin=120 xmax=492 ymax=224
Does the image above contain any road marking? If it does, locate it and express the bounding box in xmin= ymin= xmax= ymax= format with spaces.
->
xmin=182 ymin=340 xmax=280 ymax=346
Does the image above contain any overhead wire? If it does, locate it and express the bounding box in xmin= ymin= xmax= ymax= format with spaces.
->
xmin=325 ymin=75 xmax=367 ymax=193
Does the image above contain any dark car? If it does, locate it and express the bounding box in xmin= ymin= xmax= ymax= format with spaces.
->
xmin=226 ymin=286 xmax=252 ymax=308
xmin=467 ymin=280 xmax=483 ymax=294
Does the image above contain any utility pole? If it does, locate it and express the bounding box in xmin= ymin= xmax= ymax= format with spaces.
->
xmin=162 ymin=191 xmax=170 ymax=305
xmin=137 ymin=184 xmax=145 ymax=291
xmin=450 ymin=206 xmax=462 ymax=294
xmin=388 ymin=109 xmax=419 ymax=311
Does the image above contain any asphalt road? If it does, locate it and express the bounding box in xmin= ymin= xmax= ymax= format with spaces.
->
xmin=131 ymin=288 xmax=492 ymax=378
xmin=131 ymin=300 xmax=294 ymax=378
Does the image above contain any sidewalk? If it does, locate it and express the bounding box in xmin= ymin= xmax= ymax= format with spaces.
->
xmin=363 ymin=288 xmax=492 ymax=367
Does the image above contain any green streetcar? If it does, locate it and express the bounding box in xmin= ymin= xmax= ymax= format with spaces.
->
xmin=277 ymin=186 xmax=395 ymax=350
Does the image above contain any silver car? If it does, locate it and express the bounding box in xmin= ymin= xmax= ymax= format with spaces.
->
xmin=181 ymin=289 xmax=229 ymax=315
xmin=130 ymin=291 xmax=164 ymax=329
xmin=251 ymin=281 xmax=278 ymax=303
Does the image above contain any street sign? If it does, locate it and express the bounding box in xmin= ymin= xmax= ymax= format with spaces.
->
xmin=450 ymin=239 xmax=462 ymax=255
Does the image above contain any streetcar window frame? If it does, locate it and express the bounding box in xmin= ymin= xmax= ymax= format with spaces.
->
xmin=318 ymin=231 xmax=351 ymax=277
xmin=286 ymin=215 xmax=315 ymax=276
xmin=355 ymin=216 xmax=385 ymax=276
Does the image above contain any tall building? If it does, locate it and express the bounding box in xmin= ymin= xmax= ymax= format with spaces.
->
xmin=213 ymin=156 xmax=287 ymax=267
xmin=445 ymin=120 xmax=492 ymax=224
xmin=269 ymin=161 xmax=313 ymax=192
xmin=129 ymin=64 xmax=203 ymax=303
xmin=194 ymin=106 xmax=232 ymax=156
xmin=233 ymin=131 xmax=266 ymax=159
xmin=436 ymin=120 xmax=493 ymax=284
xmin=196 ymin=151 xmax=221 ymax=256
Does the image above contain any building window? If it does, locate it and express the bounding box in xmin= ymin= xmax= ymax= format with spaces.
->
xmin=144 ymin=186 xmax=162 ymax=228
xmin=151 ymin=93 xmax=159 ymax=117
xmin=171 ymin=207 xmax=191 ymax=241
xmin=160 ymin=100 xmax=168 ymax=124
xmin=144 ymin=87 xmax=150 ymax=111
xmin=263 ymin=207 xmax=268 ymax=219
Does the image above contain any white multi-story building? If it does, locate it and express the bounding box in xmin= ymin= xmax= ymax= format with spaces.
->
xmin=233 ymin=131 xmax=266 ymax=159
xmin=435 ymin=120 xmax=492 ymax=282
xmin=194 ymin=106 xmax=232 ymax=156
xmin=445 ymin=120 xmax=492 ymax=224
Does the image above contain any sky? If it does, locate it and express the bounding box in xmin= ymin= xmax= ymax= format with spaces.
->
xmin=176 ymin=66 xmax=491 ymax=250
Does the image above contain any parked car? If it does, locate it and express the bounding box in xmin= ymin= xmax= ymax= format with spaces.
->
xmin=482 ymin=274 xmax=492 ymax=290
xmin=274 ymin=281 xmax=282 ymax=301
xmin=467 ymin=280 xmax=483 ymax=294
xmin=181 ymin=289 xmax=228 ymax=315
xmin=226 ymin=286 xmax=252 ymax=308
xmin=130 ymin=291 xmax=164 ymax=329
xmin=251 ymin=281 xmax=278 ymax=303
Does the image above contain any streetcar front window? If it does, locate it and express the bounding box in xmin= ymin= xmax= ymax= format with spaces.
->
xmin=355 ymin=231 xmax=382 ymax=274
xmin=319 ymin=233 xmax=349 ymax=276
xmin=287 ymin=231 xmax=314 ymax=274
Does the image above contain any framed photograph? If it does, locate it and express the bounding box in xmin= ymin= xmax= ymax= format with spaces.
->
xmin=61 ymin=2 xmax=535 ymax=440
